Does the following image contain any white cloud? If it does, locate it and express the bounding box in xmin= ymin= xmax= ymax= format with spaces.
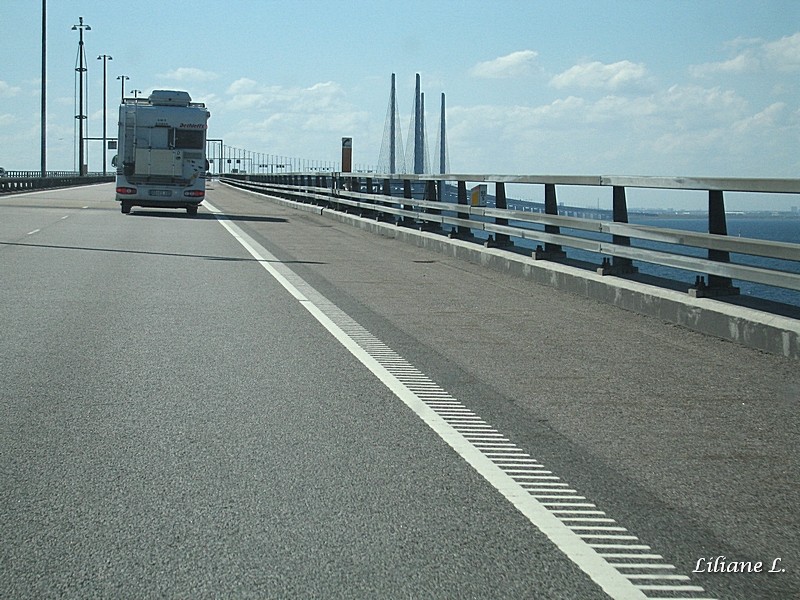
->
xmin=470 ymin=50 xmax=539 ymax=79
xmin=690 ymin=52 xmax=759 ymax=77
xmin=585 ymin=95 xmax=658 ymax=123
xmin=227 ymin=93 xmax=264 ymax=111
xmin=733 ymin=102 xmax=787 ymax=133
xmin=224 ymin=80 xmax=345 ymax=113
xmin=227 ymin=78 xmax=258 ymax=94
xmin=692 ymin=32 xmax=800 ymax=77
xmin=221 ymin=78 xmax=371 ymax=158
xmin=294 ymin=81 xmax=343 ymax=111
xmin=650 ymin=128 xmax=726 ymax=156
xmin=444 ymin=76 xmax=783 ymax=176
xmin=157 ymin=67 xmax=218 ymax=82
xmin=763 ymin=32 xmax=800 ymax=71
xmin=529 ymin=96 xmax=587 ymax=125
xmin=724 ymin=36 xmax=764 ymax=50
xmin=659 ymin=84 xmax=746 ymax=117
xmin=0 ymin=81 xmax=22 ymax=97
xmin=550 ymin=60 xmax=647 ymax=90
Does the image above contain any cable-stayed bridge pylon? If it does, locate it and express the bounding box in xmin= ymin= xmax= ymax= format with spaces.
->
xmin=378 ymin=73 xmax=448 ymax=175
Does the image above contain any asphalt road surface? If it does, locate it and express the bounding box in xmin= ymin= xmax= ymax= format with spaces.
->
xmin=1 ymin=182 xmax=797 ymax=599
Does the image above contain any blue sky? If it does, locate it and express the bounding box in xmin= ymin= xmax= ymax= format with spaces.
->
xmin=2 ymin=0 xmax=799 ymax=209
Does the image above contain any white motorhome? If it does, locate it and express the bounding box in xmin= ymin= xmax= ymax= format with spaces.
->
xmin=115 ymin=90 xmax=210 ymax=215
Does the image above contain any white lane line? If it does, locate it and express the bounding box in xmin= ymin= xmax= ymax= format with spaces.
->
xmin=27 ymin=229 xmax=41 ymax=235
xmin=505 ymin=468 xmax=552 ymax=472
xmin=637 ymin=585 xmax=706 ymax=592
xmin=534 ymin=496 xmax=590 ymax=501
xmin=490 ymin=454 xmax=538 ymax=458
xmin=603 ymin=554 xmax=665 ymax=560
xmin=206 ymin=200 xmax=715 ymax=600
xmin=625 ymin=574 xmax=690 ymax=580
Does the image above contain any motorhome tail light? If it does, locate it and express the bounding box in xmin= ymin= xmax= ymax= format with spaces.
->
xmin=183 ymin=190 xmax=205 ymax=197
xmin=116 ymin=186 xmax=137 ymax=195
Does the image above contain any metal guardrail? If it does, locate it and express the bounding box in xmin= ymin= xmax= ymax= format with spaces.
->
xmin=1 ymin=170 xmax=83 ymax=178
xmin=221 ymin=172 xmax=800 ymax=301
xmin=0 ymin=173 xmax=114 ymax=194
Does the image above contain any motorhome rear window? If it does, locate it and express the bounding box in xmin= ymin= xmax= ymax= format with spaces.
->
xmin=172 ymin=128 xmax=204 ymax=149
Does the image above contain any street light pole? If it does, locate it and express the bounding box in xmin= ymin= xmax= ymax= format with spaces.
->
xmin=117 ymin=75 xmax=128 ymax=103
xmin=72 ymin=16 xmax=91 ymax=175
xmin=97 ymin=54 xmax=112 ymax=176
xmin=41 ymin=0 xmax=47 ymax=177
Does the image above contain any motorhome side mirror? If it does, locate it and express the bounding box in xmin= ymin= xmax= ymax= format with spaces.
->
xmin=111 ymin=155 xmax=118 ymax=168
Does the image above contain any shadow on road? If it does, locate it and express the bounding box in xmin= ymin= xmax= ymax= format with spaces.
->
xmin=0 ymin=241 xmax=325 ymax=265
xmin=128 ymin=210 xmax=287 ymax=223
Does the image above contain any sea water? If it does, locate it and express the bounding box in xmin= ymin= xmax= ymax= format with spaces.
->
xmin=628 ymin=215 xmax=800 ymax=306
xmin=450 ymin=205 xmax=800 ymax=307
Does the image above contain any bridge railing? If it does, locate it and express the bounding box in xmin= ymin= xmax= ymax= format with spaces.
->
xmin=220 ymin=172 xmax=800 ymax=303
xmin=0 ymin=172 xmax=114 ymax=194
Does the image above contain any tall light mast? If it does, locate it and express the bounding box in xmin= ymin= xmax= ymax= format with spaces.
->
xmin=40 ymin=1 xmax=47 ymax=176
xmin=72 ymin=16 xmax=91 ymax=175
xmin=97 ymin=54 xmax=112 ymax=175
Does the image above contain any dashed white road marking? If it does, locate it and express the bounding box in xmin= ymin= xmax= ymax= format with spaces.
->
xmin=27 ymin=229 xmax=40 ymax=235
xmin=205 ymin=199 xmax=717 ymax=600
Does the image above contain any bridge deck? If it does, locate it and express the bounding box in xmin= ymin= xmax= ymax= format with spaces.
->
xmin=1 ymin=181 xmax=797 ymax=598
xmin=210 ymin=181 xmax=799 ymax=593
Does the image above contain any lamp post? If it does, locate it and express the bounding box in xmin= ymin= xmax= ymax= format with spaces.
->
xmin=41 ymin=0 xmax=47 ymax=177
xmin=131 ymin=89 xmax=142 ymax=99
xmin=207 ymin=139 xmax=223 ymax=176
xmin=116 ymin=75 xmax=128 ymax=103
xmin=97 ymin=54 xmax=112 ymax=175
xmin=72 ymin=16 xmax=91 ymax=175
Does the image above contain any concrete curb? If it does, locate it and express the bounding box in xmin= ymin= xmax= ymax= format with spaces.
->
xmin=229 ymin=185 xmax=800 ymax=360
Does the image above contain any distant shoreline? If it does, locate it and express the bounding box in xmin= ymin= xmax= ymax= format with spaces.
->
xmin=636 ymin=212 xmax=800 ymax=219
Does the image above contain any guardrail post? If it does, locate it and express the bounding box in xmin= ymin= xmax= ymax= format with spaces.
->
xmin=485 ymin=182 xmax=513 ymax=248
xmin=345 ymin=176 xmax=360 ymax=214
xmin=598 ymin=186 xmax=638 ymax=276
xmin=312 ymin=174 xmax=322 ymax=206
xmin=380 ymin=177 xmax=391 ymax=221
xmin=322 ymin=174 xmax=334 ymax=209
xmin=361 ymin=176 xmax=379 ymax=219
xmin=533 ymin=183 xmax=566 ymax=260
xmin=376 ymin=177 xmax=393 ymax=222
xmin=330 ymin=173 xmax=341 ymax=212
xmin=400 ymin=178 xmax=414 ymax=227
xmin=419 ymin=179 xmax=441 ymax=232
xmin=314 ymin=174 xmax=322 ymax=205
xmin=448 ymin=180 xmax=473 ymax=240
xmin=689 ymin=190 xmax=740 ymax=298
xmin=322 ymin=175 xmax=331 ymax=208
xmin=301 ymin=175 xmax=310 ymax=201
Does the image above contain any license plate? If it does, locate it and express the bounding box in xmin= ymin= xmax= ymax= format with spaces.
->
xmin=149 ymin=189 xmax=172 ymax=197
